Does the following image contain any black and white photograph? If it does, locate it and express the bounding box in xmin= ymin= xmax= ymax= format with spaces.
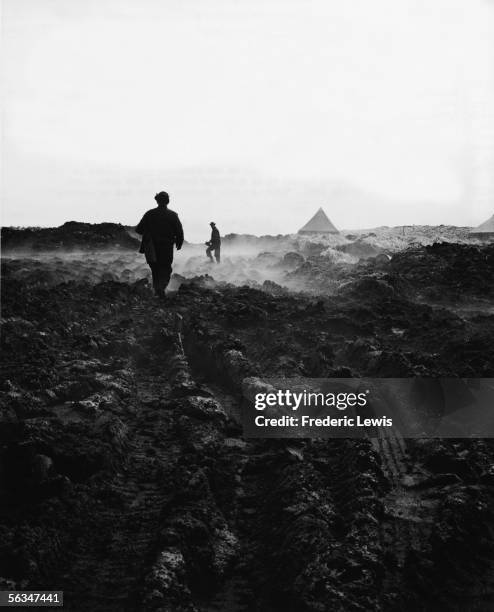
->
xmin=1 ymin=1 xmax=494 ymax=610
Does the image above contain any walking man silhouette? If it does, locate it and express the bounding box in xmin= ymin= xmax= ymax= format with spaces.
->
xmin=205 ymin=222 xmax=221 ymax=263
xmin=136 ymin=191 xmax=184 ymax=297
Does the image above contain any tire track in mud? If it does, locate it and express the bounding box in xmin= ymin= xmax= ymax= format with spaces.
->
xmin=372 ymin=429 xmax=438 ymax=606
xmin=375 ymin=428 xmax=494 ymax=610
xmin=183 ymin=375 xmax=273 ymax=612
xmin=178 ymin=314 xmax=286 ymax=612
xmin=50 ymin=300 xmax=229 ymax=610
xmin=60 ymin=314 xmax=184 ymax=611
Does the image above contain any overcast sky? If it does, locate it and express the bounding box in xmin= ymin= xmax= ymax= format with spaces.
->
xmin=2 ymin=0 xmax=493 ymax=240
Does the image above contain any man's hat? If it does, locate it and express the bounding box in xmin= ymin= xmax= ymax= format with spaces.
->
xmin=210 ymin=221 xmax=216 ymax=225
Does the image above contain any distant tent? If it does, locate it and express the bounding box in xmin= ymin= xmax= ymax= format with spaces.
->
xmin=470 ymin=214 xmax=494 ymax=239
xmin=298 ymin=208 xmax=339 ymax=235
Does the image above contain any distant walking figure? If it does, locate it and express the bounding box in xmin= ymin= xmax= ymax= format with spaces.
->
xmin=206 ymin=222 xmax=221 ymax=263
xmin=136 ymin=192 xmax=184 ymax=297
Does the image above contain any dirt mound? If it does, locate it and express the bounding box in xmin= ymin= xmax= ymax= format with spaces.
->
xmin=336 ymin=238 xmax=385 ymax=259
xmin=389 ymin=242 xmax=494 ymax=301
xmin=2 ymin=222 xmax=140 ymax=252
xmin=348 ymin=224 xmax=474 ymax=251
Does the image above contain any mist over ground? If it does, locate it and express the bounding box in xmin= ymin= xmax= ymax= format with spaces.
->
xmin=1 ymin=221 xmax=481 ymax=292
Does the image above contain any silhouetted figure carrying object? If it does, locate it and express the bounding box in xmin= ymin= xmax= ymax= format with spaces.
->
xmin=205 ymin=222 xmax=221 ymax=263
xmin=136 ymin=191 xmax=184 ymax=297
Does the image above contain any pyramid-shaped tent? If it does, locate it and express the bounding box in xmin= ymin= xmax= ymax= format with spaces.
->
xmin=470 ymin=214 xmax=494 ymax=238
xmin=298 ymin=208 xmax=339 ymax=235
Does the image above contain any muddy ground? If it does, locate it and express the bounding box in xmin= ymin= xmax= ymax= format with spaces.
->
xmin=1 ymin=226 xmax=494 ymax=611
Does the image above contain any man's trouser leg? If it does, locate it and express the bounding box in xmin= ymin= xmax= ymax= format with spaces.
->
xmin=155 ymin=243 xmax=174 ymax=295
xmin=214 ymin=246 xmax=221 ymax=263
xmin=149 ymin=262 xmax=160 ymax=294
